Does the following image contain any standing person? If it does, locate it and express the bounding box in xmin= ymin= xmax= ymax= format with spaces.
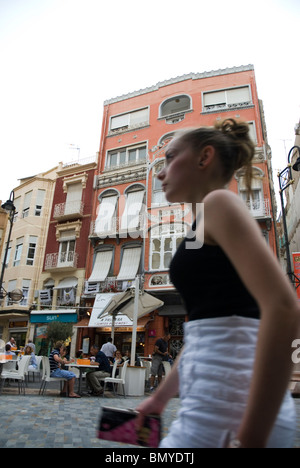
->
xmin=86 ymin=345 xmax=111 ymax=396
xmin=49 ymin=342 xmax=80 ymax=398
xmin=136 ymin=119 xmax=300 ymax=448
xmin=150 ymin=332 xmax=171 ymax=391
xmin=101 ymin=337 xmax=117 ymax=363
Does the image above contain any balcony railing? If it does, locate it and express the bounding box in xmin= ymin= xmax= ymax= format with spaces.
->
xmin=245 ymin=198 xmax=271 ymax=219
xmin=90 ymin=214 xmax=145 ymax=238
xmin=45 ymin=252 xmax=79 ymax=270
xmin=53 ymin=201 xmax=84 ymax=219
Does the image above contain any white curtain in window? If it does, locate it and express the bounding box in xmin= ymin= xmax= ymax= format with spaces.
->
xmin=130 ymin=108 xmax=149 ymax=125
xmin=117 ymin=247 xmax=142 ymax=281
xmin=65 ymin=183 xmax=82 ymax=214
xmin=36 ymin=189 xmax=46 ymax=206
xmin=110 ymin=114 xmax=129 ymax=130
xmin=95 ymin=196 xmax=118 ymax=234
xmin=23 ymin=191 xmax=32 ymax=210
xmin=89 ymin=250 xmax=113 ymax=282
xmin=227 ymin=87 xmax=250 ymax=104
xmin=121 ymin=191 xmax=144 ymax=231
xmin=204 ymin=90 xmax=226 ymax=106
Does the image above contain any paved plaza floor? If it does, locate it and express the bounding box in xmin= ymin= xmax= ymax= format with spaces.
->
xmin=0 ymin=381 xmax=300 ymax=448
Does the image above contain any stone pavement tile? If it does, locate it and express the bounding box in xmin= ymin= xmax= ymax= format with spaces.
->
xmin=0 ymin=392 xmax=180 ymax=448
xmin=1 ymin=391 xmax=300 ymax=448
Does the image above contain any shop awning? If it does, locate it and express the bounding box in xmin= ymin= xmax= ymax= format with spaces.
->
xmin=53 ymin=277 xmax=78 ymax=290
xmin=86 ymin=313 xmax=150 ymax=331
xmin=117 ymin=292 xmax=164 ymax=319
xmin=88 ymin=291 xmax=163 ymax=327
xmin=30 ymin=309 xmax=77 ymax=323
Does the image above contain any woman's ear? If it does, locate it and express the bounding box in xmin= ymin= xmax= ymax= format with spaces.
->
xmin=198 ymin=145 xmax=216 ymax=168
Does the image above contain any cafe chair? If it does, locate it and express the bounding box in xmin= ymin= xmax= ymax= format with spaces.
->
xmin=102 ymin=360 xmax=129 ymax=398
xmin=39 ymin=356 xmax=68 ymax=396
xmin=0 ymin=355 xmax=31 ymax=395
xmin=28 ymin=356 xmax=43 ymax=383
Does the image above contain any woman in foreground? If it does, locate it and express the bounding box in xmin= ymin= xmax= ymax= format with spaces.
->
xmin=137 ymin=119 xmax=300 ymax=448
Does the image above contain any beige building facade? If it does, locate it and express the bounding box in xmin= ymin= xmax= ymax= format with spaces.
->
xmin=0 ymin=167 xmax=58 ymax=348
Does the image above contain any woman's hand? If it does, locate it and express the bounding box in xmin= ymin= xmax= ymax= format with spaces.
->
xmin=135 ymin=394 xmax=166 ymax=430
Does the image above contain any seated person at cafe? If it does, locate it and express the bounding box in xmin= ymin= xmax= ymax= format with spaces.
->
xmin=114 ymin=350 xmax=125 ymax=376
xmin=49 ymin=341 xmax=80 ymax=398
xmin=114 ymin=350 xmax=125 ymax=366
xmin=86 ymin=345 xmax=111 ymax=396
xmin=24 ymin=345 xmax=37 ymax=371
xmin=6 ymin=338 xmax=17 ymax=350
xmin=5 ymin=344 xmax=16 ymax=356
xmin=125 ymin=350 xmax=141 ymax=366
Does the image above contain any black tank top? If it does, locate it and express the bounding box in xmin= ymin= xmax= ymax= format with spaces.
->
xmin=169 ymin=226 xmax=260 ymax=321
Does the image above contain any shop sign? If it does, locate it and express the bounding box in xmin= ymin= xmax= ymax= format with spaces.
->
xmin=93 ymin=314 xmax=133 ymax=328
xmin=30 ymin=310 xmax=77 ymax=323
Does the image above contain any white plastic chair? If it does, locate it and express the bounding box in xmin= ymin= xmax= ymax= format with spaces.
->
xmin=141 ymin=360 xmax=151 ymax=389
xmin=0 ymin=355 xmax=31 ymax=395
xmin=102 ymin=360 xmax=129 ymax=398
xmin=28 ymin=356 xmax=43 ymax=382
xmin=39 ymin=357 xmax=68 ymax=396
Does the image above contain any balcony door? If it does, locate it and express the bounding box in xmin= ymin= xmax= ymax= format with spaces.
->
xmin=58 ymin=239 xmax=76 ymax=267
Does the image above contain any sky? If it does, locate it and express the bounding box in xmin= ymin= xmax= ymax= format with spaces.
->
xmin=0 ymin=0 xmax=299 ymax=206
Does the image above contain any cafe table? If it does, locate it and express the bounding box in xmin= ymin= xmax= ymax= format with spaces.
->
xmin=65 ymin=361 xmax=97 ymax=395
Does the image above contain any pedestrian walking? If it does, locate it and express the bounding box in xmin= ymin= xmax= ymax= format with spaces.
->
xmin=150 ymin=332 xmax=171 ymax=391
xmin=137 ymin=119 xmax=300 ymax=448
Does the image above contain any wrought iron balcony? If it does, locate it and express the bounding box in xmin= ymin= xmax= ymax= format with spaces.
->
xmin=45 ymin=252 xmax=79 ymax=271
xmin=244 ymin=198 xmax=271 ymax=219
xmin=53 ymin=201 xmax=84 ymax=220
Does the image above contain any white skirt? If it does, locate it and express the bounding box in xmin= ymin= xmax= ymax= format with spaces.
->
xmin=160 ymin=316 xmax=296 ymax=448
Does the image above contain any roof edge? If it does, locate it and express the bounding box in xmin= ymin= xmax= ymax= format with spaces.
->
xmin=104 ymin=64 xmax=254 ymax=105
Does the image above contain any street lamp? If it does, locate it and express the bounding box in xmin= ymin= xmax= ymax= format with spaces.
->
xmin=278 ymin=146 xmax=300 ymax=286
xmin=0 ymin=191 xmax=24 ymax=305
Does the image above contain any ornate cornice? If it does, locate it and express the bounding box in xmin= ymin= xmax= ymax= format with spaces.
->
xmin=97 ymin=165 xmax=147 ymax=189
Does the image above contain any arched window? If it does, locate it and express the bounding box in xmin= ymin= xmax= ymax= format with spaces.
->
xmin=160 ymin=95 xmax=192 ymax=118
xmin=152 ymin=161 xmax=167 ymax=206
xmin=150 ymin=223 xmax=187 ymax=271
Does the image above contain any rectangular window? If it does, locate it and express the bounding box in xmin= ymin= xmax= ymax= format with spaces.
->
xmin=13 ymin=238 xmax=24 ymax=267
xmin=203 ymin=86 xmax=252 ymax=111
xmin=22 ymin=191 xmax=32 ymax=218
xmin=5 ymin=242 xmax=12 ymax=268
xmin=20 ymin=279 xmax=31 ymax=306
xmin=65 ymin=183 xmax=83 ymax=215
xmin=13 ymin=197 xmax=21 ymax=222
xmin=106 ymin=144 xmax=147 ymax=169
xmin=59 ymin=240 xmax=76 ymax=265
xmin=35 ymin=189 xmax=46 ymax=216
xmin=7 ymin=280 xmax=17 ymax=306
xmin=26 ymin=236 xmax=38 ymax=266
xmin=110 ymin=108 xmax=149 ymax=132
